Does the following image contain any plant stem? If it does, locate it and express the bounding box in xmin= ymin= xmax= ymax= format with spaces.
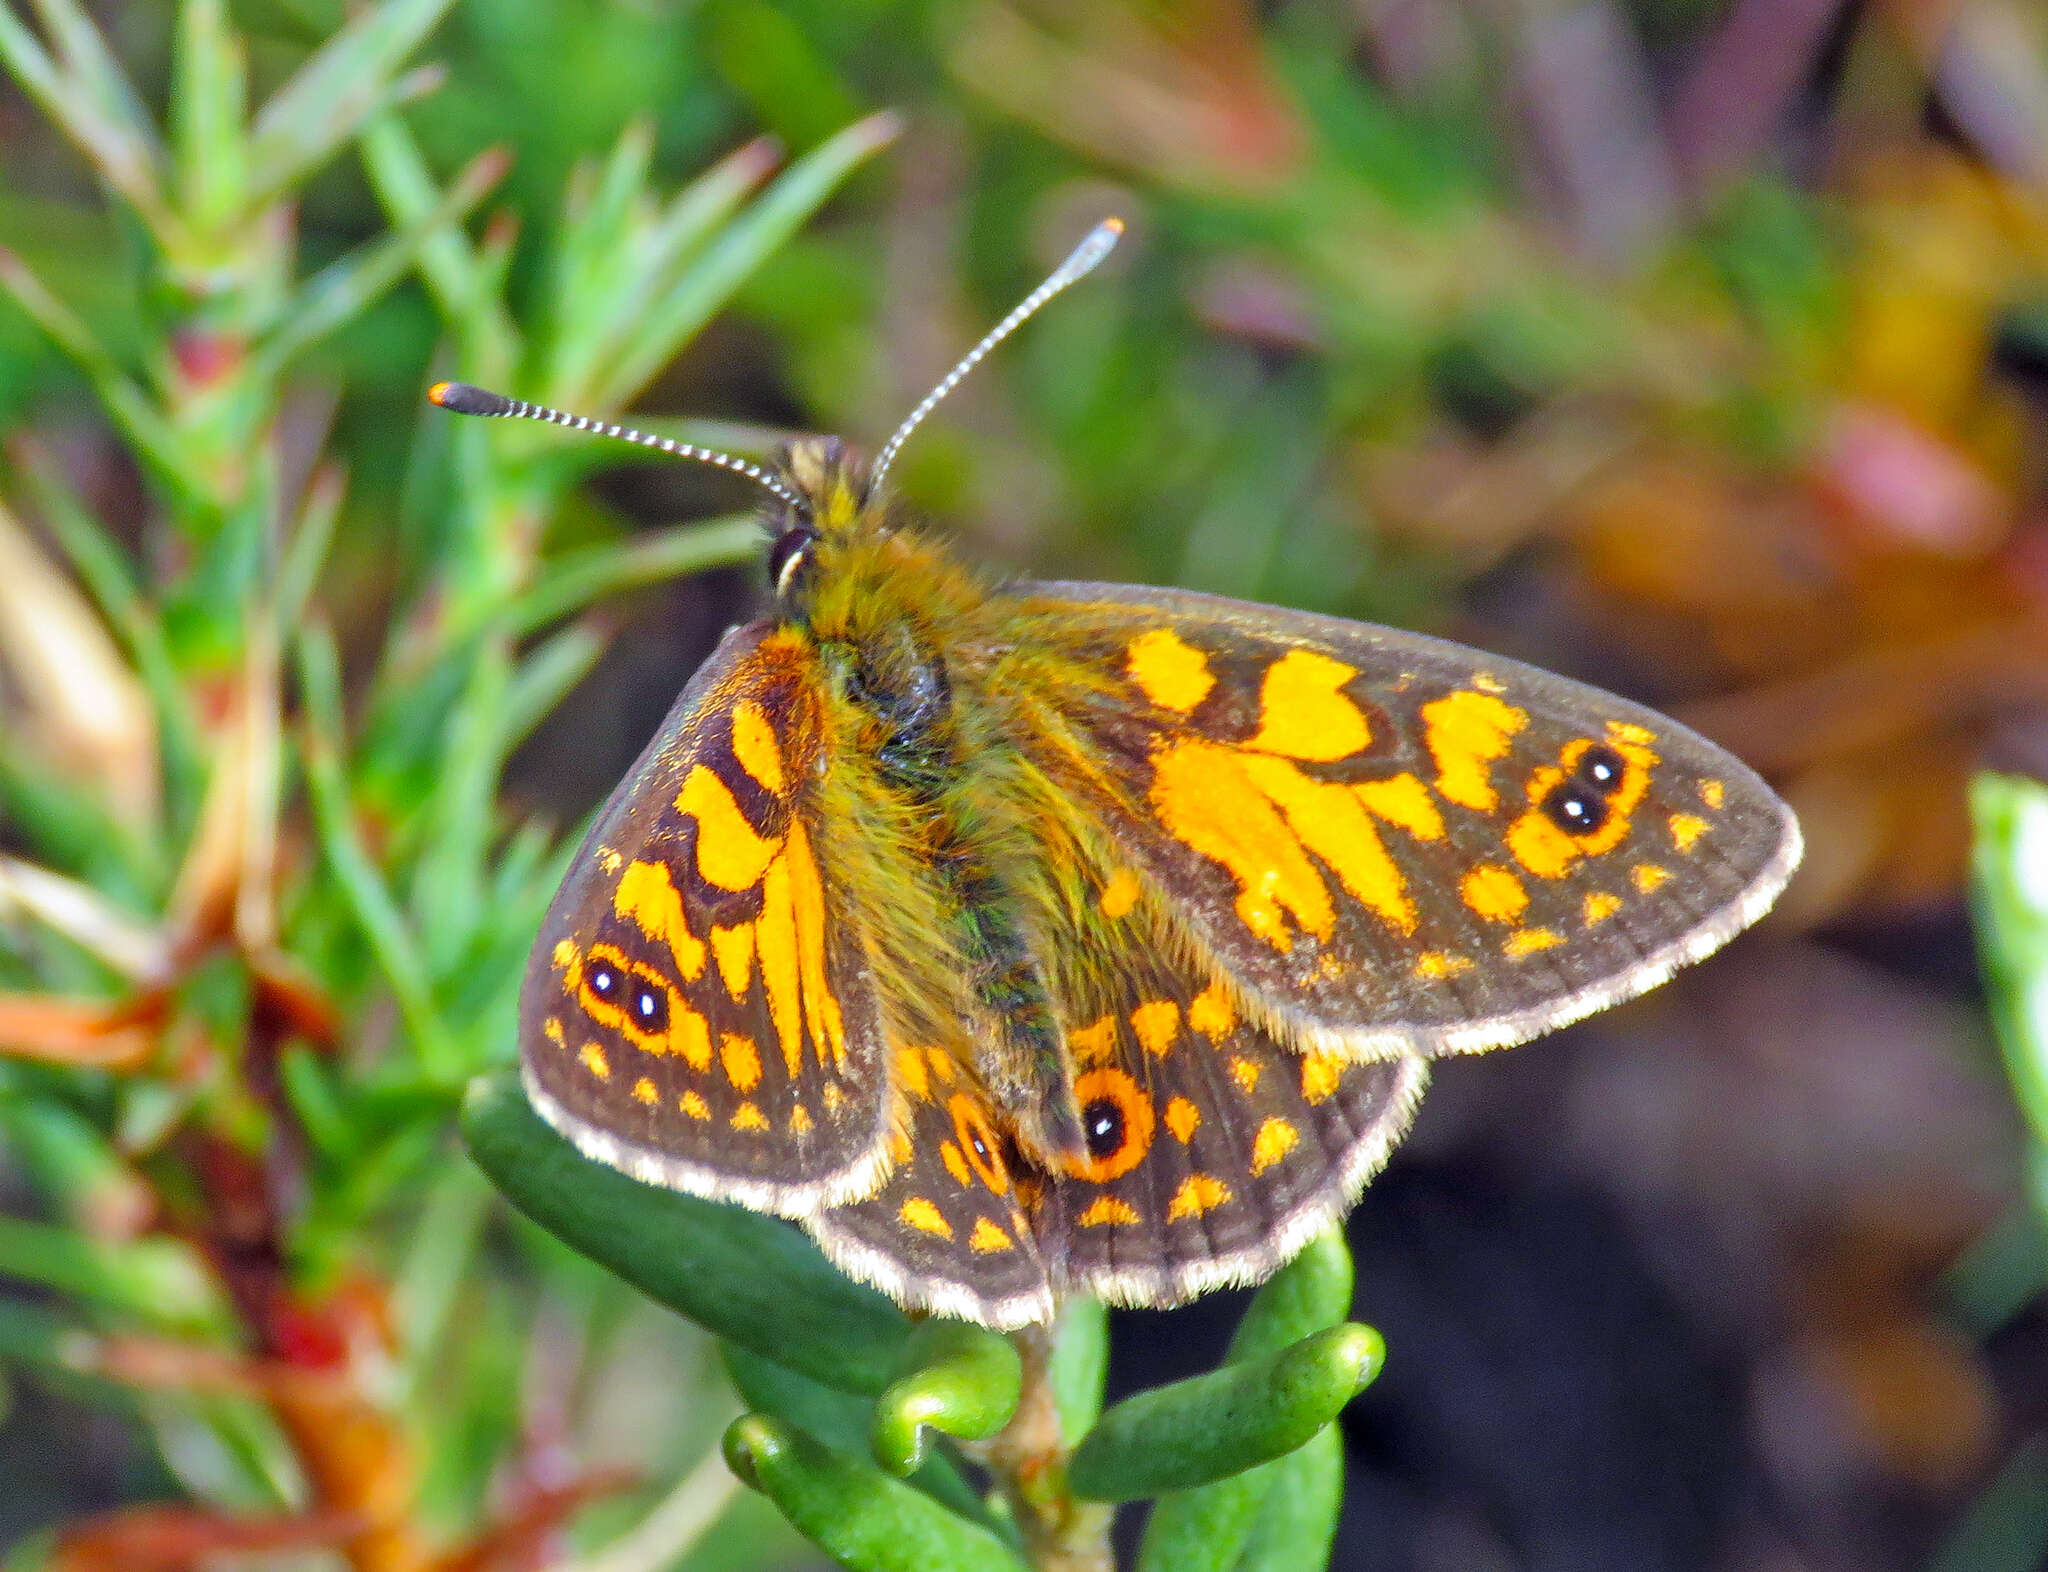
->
xmin=976 ymin=1323 xmax=1115 ymax=1572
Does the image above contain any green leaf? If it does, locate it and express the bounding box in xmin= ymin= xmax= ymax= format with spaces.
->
xmin=1139 ymin=1231 xmax=1355 ymax=1571
xmin=1228 ymin=1228 xmax=1354 ymax=1363
xmin=357 ymin=112 xmax=519 ymax=375
xmin=296 ymin=622 xmax=460 ymax=1079
xmin=169 ymin=0 xmax=247 ymax=231
xmin=507 ymin=514 xmax=761 ymax=637
xmin=871 ymin=1319 xmax=1021 ymax=1475
xmin=0 ymin=5 xmax=170 ymax=236
xmin=1236 ymin=1425 xmax=1343 ymax=1572
xmin=1971 ymin=771 xmax=2048 ymax=1148
xmin=0 ymin=1217 xmax=227 ymax=1333
xmin=1069 ymin=1324 xmax=1383 ymax=1503
xmin=244 ymin=0 xmax=457 ymax=210
xmin=723 ymin=1413 xmax=1029 ymax=1572
xmin=1048 ymin=1295 xmax=1109 ymax=1443
xmin=460 ymin=1071 xmax=911 ymax=1393
xmin=723 ymin=1342 xmax=996 ymax=1530
xmin=597 ymin=110 xmax=899 ymax=407
xmin=252 ymin=146 xmax=505 ymax=382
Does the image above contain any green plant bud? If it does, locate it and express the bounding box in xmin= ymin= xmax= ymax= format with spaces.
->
xmin=461 ymin=1072 xmax=909 ymax=1392
xmin=1069 ymin=1324 xmax=1384 ymax=1503
xmin=722 ymin=1414 xmax=1030 ymax=1572
xmin=871 ymin=1319 xmax=1023 ymax=1475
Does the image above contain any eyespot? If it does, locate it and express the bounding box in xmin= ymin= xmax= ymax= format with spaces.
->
xmin=1576 ymin=744 xmax=1627 ymax=794
xmin=588 ymin=960 xmax=621 ymax=999
xmin=948 ymin=1093 xmax=1010 ymax=1195
xmin=1084 ymin=1102 xmax=1123 ymax=1159
xmin=631 ymin=982 xmax=670 ymax=1034
xmin=1061 ymin=1068 xmax=1155 ymax=1184
xmin=1541 ymin=780 xmax=1610 ymax=835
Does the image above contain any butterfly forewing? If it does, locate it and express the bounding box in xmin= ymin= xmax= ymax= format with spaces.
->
xmin=1002 ymin=582 xmax=1802 ymax=1060
xmin=518 ymin=621 xmax=894 ymax=1214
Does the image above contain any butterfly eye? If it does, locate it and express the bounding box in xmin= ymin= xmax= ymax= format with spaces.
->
xmin=768 ymin=527 xmax=817 ymax=597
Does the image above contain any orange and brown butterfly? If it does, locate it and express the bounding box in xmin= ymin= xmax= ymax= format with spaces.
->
xmin=429 ymin=219 xmax=1800 ymax=1330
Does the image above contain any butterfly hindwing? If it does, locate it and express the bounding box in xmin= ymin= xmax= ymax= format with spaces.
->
xmin=1039 ymin=948 xmax=1428 ymax=1309
xmin=803 ymin=1048 xmax=1057 ymax=1328
xmin=519 ymin=621 xmax=893 ymax=1214
xmin=997 ymin=581 xmax=1802 ymax=1060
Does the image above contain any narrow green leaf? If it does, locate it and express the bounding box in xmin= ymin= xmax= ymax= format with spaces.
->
xmin=1069 ymin=1324 xmax=1384 ymax=1502
xmin=0 ymin=248 xmax=189 ymax=492
xmin=1140 ymin=1231 xmax=1355 ymax=1569
xmin=296 ymin=622 xmax=460 ymax=1080
xmin=723 ymin=1414 xmax=1028 ymax=1572
xmin=460 ymin=1071 xmax=912 ymax=1393
xmin=498 ymin=621 xmax=605 ymax=754
xmin=252 ymin=146 xmax=505 ymax=381
xmin=28 ymin=0 xmax=160 ymax=160
xmin=410 ymin=632 xmax=507 ymax=978
xmin=244 ymin=0 xmax=457 ymax=208
xmin=357 ymin=113 xmax=519 ymax=374
xmin=1048 ymin=1295 xmax=1109 ymax=1443
xmin=507 ymin=514 xmax=760 ymax=637
xmin=1971 ymin=772 xmax=2048 ymax=1146
xmin=168 ymin=0 xmax=246 ymax=230
xmin=0 ymin=1217 xmax=226 ymax=1332
xmin=871 ymin=1319 xmax=1021 ymax=1475
xmin=598 ymin=110 xmax=899 ymax=407
xmin=0 ymin=6 xmax=170 ymax=234
xmin=1235 ymin=1425 xmax=1343 ymax=1572
xmin=556 ymin=134 xmax=779 ymax=408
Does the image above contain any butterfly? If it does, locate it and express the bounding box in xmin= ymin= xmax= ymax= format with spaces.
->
xmin=432 ymin=219 xmax=1801 ymax=1330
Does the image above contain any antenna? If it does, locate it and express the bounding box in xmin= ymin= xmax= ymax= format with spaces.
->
xmin=425 ymin=382 xmax=804 ymax=509
xmin=868 ymin=217 xmax=1123 ymax=493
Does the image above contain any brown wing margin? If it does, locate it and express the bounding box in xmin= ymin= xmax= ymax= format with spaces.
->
xmin=518 ymin=620 xmax=895 ymax=1215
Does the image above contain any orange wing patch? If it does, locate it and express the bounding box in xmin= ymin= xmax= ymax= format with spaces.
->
xmin=1127 ymin=628 xmax=1215 ymax=712
xmin=1422 ymin=689 xmax=1528 ymax=811
xmin=1247 ymin=650 xmax=1371 ymax=761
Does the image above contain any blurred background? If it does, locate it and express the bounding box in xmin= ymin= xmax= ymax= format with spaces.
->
xmin=1 ymin=1 xmax=2046 ymax=1568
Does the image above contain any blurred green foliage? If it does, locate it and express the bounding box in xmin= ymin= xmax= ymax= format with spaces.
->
xmin=0 ymin=0 xmax=2045 ymax=1569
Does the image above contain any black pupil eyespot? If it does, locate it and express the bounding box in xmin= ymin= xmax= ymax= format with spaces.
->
xmin=1577 ymin=745 xmax=1625 ymax=793
xmin=1083 ymin=1100 xmax=1124 ymax=1159
xmin=634 ymin=986 xmax=667 ymax=1029
xmin=1543 ymin=779 xmax=1610 ymax=835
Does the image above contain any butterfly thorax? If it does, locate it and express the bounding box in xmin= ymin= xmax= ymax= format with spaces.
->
xmin=763 ymin=439 xmax=1086 ymax=1160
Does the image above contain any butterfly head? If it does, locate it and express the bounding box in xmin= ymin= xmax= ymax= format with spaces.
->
xmin=763 ymin=434 xmax=878 ymax=605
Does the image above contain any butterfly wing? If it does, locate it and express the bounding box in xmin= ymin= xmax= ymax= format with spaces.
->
xmin=519 ymin=621 xmax=893 ymax=1214
xmin=802 ymin=1049 xmax=1058 ymax=1330
xmin=801 ymin=939 xmax=1426 ymax=1323
xmin=1034 ymin=941 xmax=1428 ymax=1309
xmin=988 ymin=581 xmax=1801 ymax=1060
